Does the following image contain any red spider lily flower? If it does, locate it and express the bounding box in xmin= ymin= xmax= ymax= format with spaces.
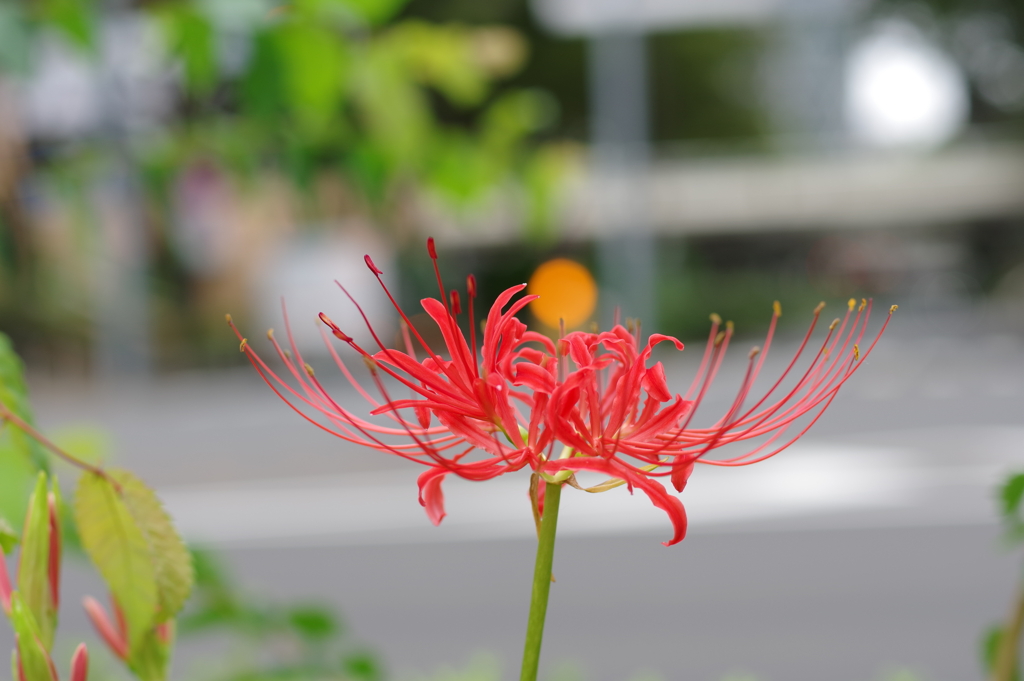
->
xmin=229 ymin=238 xmax=895 ymax=546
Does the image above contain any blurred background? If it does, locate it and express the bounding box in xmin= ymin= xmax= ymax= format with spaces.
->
xmin=2 ymin=0 xmax=1024 ymax=678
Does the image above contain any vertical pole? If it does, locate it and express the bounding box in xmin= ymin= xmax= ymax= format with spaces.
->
xmin=589 ymin=32 xmax=657 ymax=331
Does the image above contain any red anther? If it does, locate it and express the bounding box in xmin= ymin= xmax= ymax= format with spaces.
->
xmin=318 ymin=312 xmax=337 ymax=330
xmin=47 ymin=493 xmax=61 ymax=610
xmin=450 ymin=290 xmax=461 ymax=315
xmin=364 ymin=255 xmax=383 ymax=275
xmin=466 ymin=274 xmax=477 ymax=297
xmin=426 ymin=237 xmax=437 ymax=259
xmin=319 ymin=313 xmax=352 ymax=341
xmin=70 ymin=644 xmax=88 ymax=681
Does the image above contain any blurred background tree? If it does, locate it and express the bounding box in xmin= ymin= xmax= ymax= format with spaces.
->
xmin=0 ymin=0 xmax=568 ymax=371
xmin=3 ymin=0 xmax=1024 ymax=373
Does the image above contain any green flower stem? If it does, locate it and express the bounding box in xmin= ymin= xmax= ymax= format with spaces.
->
xmin=520 ymin=481 xmax=563 ymax=681
xmin=993 ymin=583 xmax=1024 ymax=681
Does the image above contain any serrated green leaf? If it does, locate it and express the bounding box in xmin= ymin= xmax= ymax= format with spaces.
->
xmin=109 ymin=470 xmax=194 ymax=619
xmin=75 ymin=472 xmax=158 ymax=656
xmin=127 ymin=623 xmax=174 ymax=681
xmin=0 ymin=516 xmax=18 ymax=553
xmin=18 ymin=473 xmax=57 ymax=651
xmin=9 ymin=593 xmax=56 ymax=681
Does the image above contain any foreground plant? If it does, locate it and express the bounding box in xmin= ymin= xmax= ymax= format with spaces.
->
xmin=0 ymin=473 xmax=89 ymax=681
xmin=984 ymin=472 xmax=1024 ymax=681
xmin=0 ymin=334 xmax=193 ymax=681
xmin=229 ymin=238 xmax=895 ymax=681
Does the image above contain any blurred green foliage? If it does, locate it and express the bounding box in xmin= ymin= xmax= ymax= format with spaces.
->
xmin=0 ymin=0 xmax=567 ymax=370
xmin=0 ymin=0 xmax=556 ymax=215
xmin=981 ymin=472 xmax=1024 ymax=681
xmin=180 ymin=548 xmax=384 ymax=680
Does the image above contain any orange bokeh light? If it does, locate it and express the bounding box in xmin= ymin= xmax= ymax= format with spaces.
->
xmin=527 ymin=258 xmax=598 ymax=329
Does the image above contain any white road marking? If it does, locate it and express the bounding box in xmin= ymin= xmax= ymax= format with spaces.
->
xmin=159 ymin=440 xmax=1009 ymax=549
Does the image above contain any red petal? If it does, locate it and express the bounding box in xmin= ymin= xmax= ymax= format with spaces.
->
xmin=513 ymin=363 xmax=556 ymax=394
xmin=417 ymin=468 xmax=449 ymax=526
xmin=671 ymin=457 xmax=695 ymax=493
xmin=545 ymin=458 xmax=688 ymax=546
xmin=642 ymin=362 xmax=671 ymax=402
xmin=414 ymin=405 xmax=432 ymax=429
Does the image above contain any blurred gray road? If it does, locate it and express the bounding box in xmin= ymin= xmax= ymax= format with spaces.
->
xmin=8 ymin=306 xmax=1024 ymax=680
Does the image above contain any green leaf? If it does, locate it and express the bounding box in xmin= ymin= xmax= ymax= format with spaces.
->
xmin=0 ymin=332 xmax=48 ymax=468
xmin=274 ymin=22 xmax=351 ymax=136
xmin=288 ymin=606 xmax=338 ymax=641
xmin=0 ymin=332 xmax=48 ymax=535
xmin=343 ymin=650 xmax=384 ymax=681
xmin=128 ymin=624 xmax=175 ymax=681
xmin=109 ymin=469 xmax=194 ymax=619
xmin=0 ymin=515 xmax=17 ymax=553
xmin=983 ymin=624 xmax=1021 ymax=681
xmin=75 ymin=471 xmax=158 ymax=655
xmin=18 ymin=473 xmax=57 ymax=652
xmin=352 ymin=42 xmax=431 ymax=168
xmin=160 ymin=5 xmax=217 ymax=94
xmin=9 ymin=593 xmax=56 ymax=681
xmin=337 ymin=0 xmax=408 ymax=26
xmin=39 ymin=0 xmax=96 ymax=51
xmin=1003 ymin=474 xmax=1024 ymax=518
xmin=241 ymin=30 xmax=287 ymax=121
xmin=392 ymin=22 xmax=489 ymax=106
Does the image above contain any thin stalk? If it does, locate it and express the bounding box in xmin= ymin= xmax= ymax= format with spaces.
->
xmin=993 ymin=583 xmax=1024 ymax=681
xmin=520 ymin=481 xmax=563 ymax=681
xmin=0 ymin=401 xmax=109 ymax=479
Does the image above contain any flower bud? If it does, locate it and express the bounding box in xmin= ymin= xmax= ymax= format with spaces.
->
xmin=82 ymin=596 xmax=128 ymax=661
xmin=69 ymin=644 xmax=88 ymax=681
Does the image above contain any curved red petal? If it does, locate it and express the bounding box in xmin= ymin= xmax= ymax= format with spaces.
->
xmin=545 ymin=458 xmax=688 ymax=546
xmin=417 ymin=468 xmax=449 ymax=526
